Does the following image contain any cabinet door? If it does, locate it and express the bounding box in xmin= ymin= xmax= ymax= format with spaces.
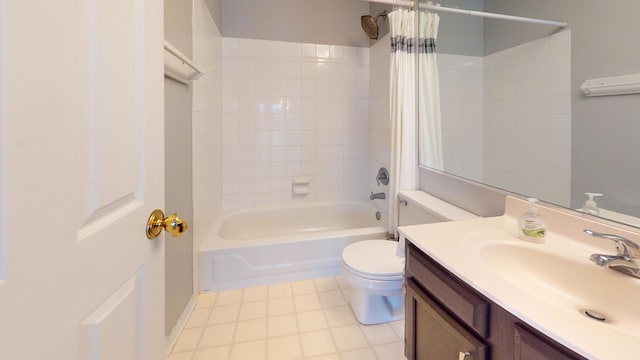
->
xmin=406 ymin=278 xmax=488 ymax=360
xmin=515 ymin=324 xmax=586 ymax=360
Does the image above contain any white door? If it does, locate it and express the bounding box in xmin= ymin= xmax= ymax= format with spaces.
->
xmin=0 ymin=1 xmax=166 ymax=359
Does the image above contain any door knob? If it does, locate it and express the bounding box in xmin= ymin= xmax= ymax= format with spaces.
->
xmin=146 ymin=209 xmax=188 ymax=239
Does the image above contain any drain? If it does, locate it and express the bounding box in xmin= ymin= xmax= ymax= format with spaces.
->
xmin=581 ymin=309 xmax=607 ymax=322
xmin=375 ymin=211 xmax=382 ymax=221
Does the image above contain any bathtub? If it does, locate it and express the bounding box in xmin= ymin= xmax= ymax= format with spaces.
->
xmin=199 ymin=202 xmax=388 ymax=292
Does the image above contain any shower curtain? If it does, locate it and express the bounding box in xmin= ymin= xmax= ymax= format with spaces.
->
xmin=389 ymin=9 xmax=441 ymax=237
xmin=418 ymin=11 xmax=442 ymax=170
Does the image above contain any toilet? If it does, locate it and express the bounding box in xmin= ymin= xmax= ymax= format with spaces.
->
xmin=341 ymin=191 xmax=477 ymax=324
xmin=341 ymin=239 xmax=405 ymax=324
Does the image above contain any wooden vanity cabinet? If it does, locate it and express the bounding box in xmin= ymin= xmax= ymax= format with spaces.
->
xmin=405 ymin=243 xmax=586 ymax=360
xmin=406 ymin=277 xmax=488 ymax=360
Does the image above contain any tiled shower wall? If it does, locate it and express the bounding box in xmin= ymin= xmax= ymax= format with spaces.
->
xmin=221 ymin=38 xmax=370 ymax=209
xmin=192 ymin=0 xmax=223 ymax=250
xmin=197 ymin=27 xmax=571 ymax=213
xmin=436 ymin=31 xmax=571 ymax=206
xmin=368 ymin=34 xmax=391 ymax=216
xmin=483 ymin=30 xmax=571 ymax=205
xmin=438 ymin=54 xmax=484 ymax=182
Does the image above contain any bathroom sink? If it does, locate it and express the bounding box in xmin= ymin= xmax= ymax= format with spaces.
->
xmin=399 ymin=196 xmax=640 ymax=358
xmin=479 ymin=242 xmax=640 ymax=338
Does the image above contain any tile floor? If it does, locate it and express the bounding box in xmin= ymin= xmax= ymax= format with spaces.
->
xmin=167 ymin=275 xmax=407 ymax=360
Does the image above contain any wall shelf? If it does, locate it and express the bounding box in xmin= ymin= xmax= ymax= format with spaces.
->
xmin=581 ymin=73 xmax=640 ymax=97
xmin=164 ymin=40 xmax=204 ymax=85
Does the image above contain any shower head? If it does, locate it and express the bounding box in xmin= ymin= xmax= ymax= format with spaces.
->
xmin=361 ymin=11 xmax=388 ymax=40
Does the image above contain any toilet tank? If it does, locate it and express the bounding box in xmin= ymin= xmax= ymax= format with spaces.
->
xmin=398 ymin=191 xmax=478 ymax=226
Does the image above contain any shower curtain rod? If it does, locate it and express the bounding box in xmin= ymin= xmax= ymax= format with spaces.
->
xmin=362 ymin=0 xmax=568 ymax=28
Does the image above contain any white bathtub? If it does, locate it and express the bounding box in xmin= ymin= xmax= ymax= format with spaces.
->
xmin=199 ymin=202 xmax=388 ymax=292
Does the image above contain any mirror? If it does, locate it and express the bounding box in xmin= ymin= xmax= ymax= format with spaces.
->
xmin=418 ymin=0 xmax=640 ymax=226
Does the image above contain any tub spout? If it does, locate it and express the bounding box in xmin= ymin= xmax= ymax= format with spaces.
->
xmin=370 ymin=192 xmax=386 ymax=200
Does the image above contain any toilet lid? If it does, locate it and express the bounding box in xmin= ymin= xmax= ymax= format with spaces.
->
xmin=342 ymin=240 xmax=404 ymax=277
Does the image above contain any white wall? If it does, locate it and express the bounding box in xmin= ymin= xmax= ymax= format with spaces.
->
xmin=164 ymin=0 xmax=194 ymax=335
xmin=221 ymin=38 xmax=370 ymax=209
xmin=221 ymin=0 xmax=369 ymax=47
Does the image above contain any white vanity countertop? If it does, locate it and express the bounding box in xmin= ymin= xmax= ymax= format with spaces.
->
xmin=399 ymin=196 xmax=640 ymax=360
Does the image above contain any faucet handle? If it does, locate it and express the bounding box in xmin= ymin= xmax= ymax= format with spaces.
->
xmin=376 ymin=167 xmax=389 ymax=186
xmin=584 ymin=229 xmax=640 ymax=258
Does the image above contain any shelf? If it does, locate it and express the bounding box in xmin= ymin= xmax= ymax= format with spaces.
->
xmin=581 ymin=73 xmax=640 ymax=97
xmin=164 ymin=40 xmax=204 ymax=85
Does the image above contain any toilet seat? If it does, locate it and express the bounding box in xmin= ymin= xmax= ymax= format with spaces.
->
xmin=341 ymin=240 xmax=404 ymax=281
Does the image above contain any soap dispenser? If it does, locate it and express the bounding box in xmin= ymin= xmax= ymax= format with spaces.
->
xmin=582 ymin=193 xmax=603 ymax=216
xmin=518 ymin=198 xmax=547 ymax=243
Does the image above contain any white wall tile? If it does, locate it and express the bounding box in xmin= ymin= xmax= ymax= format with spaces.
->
xmin=437 ymin=53 xmax=484 ymax=183
xmin=483 ymin=30 xmax=571 ymax=205
xmin=192 ymin=0 xmax=224 ymax=261
xmin=221 ymin=38 xmax=370 ymax=210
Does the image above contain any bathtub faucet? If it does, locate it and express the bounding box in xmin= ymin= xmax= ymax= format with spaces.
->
xmin=369 ymin=192 xmax=386 ymax=200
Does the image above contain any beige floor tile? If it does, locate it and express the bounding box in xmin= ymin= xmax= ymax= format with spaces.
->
xmin=293 ymin=293 xmax=321 ymax=312
xmin=199 ymin=323 xmax=236 ymax=348
xmin=267 ymin=334 xmax=302 ymax=360
xmin=208 ymin=304 xmax=240 ymax=325
xmin=292 ymin=279 xmax=316 ymax=295
xmin=166 ymin=351 xmax=193 ymax=360
xmin=215 ymin=289 xmax=243 ymax=306
xmin=243 ymin=285 xmax=268 ymax=302
xmin=195 ymin=292 xmax=218 ymax=309
xmin=230 ymin=339 xmax=266 ymax=360
xmin=268 ymin=314 xmax=299 ymax=337
xmin=306 ymin=355 xmax=340 ymax=360
xmin=359 ymin=322 xmax=398 ymax=345
xmin=340 ymin=347 xmax=377 ymax=360
xmin=296 ymin=310 xmax=328 ymax=333
xmin=313 ymin=277 xmax=339 ymax=292
xmin=185 ymin=308 xmax=211 ymax=328
xmin=238 ymin=300 xmax=267 ymax=320
xmin=169 ymin=278 xmax=408 ymax=360
xmin=172 ymin=327 xmax=203 ymax=352
xmin=318 ymin=290 xmax=346 ymax=308
xmin=192 ymin=345 xmax=231 ymax=360
xmin=324 ymin=305 xmax=357 ymax=327
xmin=388 ymin=319 xmax=405 ymax=340
xmin=330 ymin=324 xmax=368 ymax=352
xmin=300 ymin=330 xmax=336 ymax=357
xmin=268 ymin=297 xmax=296 ymax=316
xmin=373 ymin=342 xmax=407 ymax=360
xmin=235 ymin=318 xmax=267 ymax=342
xmin=268 ymin=282 xmax=293 ymax=299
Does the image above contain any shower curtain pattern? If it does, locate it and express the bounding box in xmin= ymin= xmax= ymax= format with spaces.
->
xmin=418 ymin=38 xmax=436 ymax=53
xmin=390 ymin=34 xmax=415 ymax=53
xmin=388 ymin=9 xmax=442 ymax=237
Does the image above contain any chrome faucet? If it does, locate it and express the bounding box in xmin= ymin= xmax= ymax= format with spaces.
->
xmin=585 ymin=229 xmax=640 ymax=279
xmin=370 ymin=192 xmax=386 ymax=200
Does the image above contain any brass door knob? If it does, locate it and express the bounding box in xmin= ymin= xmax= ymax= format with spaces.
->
xmin=146 ymin=209 xmax=188 ymax=239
